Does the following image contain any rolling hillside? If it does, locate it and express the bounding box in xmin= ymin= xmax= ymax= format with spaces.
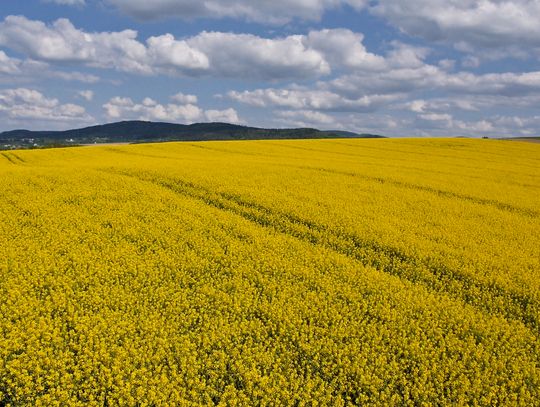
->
xmin=1 ymin=138 xmax=539 ymax=405
xmin=0 ymin=121 xmax=384 ymax=150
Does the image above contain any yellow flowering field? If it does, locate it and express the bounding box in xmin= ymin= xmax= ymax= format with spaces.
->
xmin=1 ymin=138 xmax=539 ymax=405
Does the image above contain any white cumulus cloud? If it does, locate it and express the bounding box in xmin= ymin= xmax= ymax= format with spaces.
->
xmin=204 ymin=108 xmax=241 ymax=123
xmin=0 ymin=88 xmax=93 ymax=124
xmin=228 ymin=88 xmax=399 ymax=112
xmin=77 ymin=90 xmax=94 ymax=101
xmin=371 ymin=0 xmax=540 ymax=58
xmin=0 ymin=17 xmax=376 ymax=80
xmin=0 ymin=16 xmax=151 ymax=73
xmin=0 ymin=49 xmax=100 ymax=84
xmin=304 ymin=29 xmax=385 ymax=71
xmin=104 ymin=0 xmax=368 ymax=24
xmin=103 ymin=95 xmax=242 ymax=124
xmin=187 ymin=31 xmax=330 ymax=79
xmin=146 ymin=34 xmax=210 ymax=72
xmin=276 ymin=110 xmax=336 ymax=127
xmin=170 ymin=92 xmax=198 ymax=104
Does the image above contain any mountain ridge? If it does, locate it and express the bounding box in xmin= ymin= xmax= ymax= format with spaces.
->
xmin=0 ymin=121 xmax=385 ymax=150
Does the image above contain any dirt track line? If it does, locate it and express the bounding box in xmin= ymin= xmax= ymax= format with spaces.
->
xmin=103 ymin=168 xmax=540 ymax=334
xmin=296 ymin=165 xmax=539 ymax=218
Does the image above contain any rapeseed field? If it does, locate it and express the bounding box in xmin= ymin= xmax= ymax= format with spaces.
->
xmin=1 ymin=138 xmax=539 ymax=405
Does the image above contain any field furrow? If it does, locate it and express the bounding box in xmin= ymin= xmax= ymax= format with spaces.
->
xmin=1 ymin=138 xmax=539 ymax=405
xmin=106 ymin=168 xmax=540 ymax=336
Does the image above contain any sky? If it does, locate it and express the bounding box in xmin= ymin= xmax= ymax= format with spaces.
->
xmin=0 ymin=1 xmax=539 ymax=137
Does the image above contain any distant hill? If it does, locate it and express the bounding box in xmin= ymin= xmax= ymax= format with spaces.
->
xmin=0 ymin=121 xmax=385 ymax=150
xmin=501 ymin=137 xmax=540 ymax=143
xmin=320 ymin=130 xmax=384 ymax=138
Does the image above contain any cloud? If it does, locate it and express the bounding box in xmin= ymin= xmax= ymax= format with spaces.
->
xmin=103 ymin=97 xmax=203 ymax=122
xmin=2 ymin=10 xmax=540 ymax=138
xmin=371 ymin=0 xmax=540 ymax=58
xmin=462 ymin=56 xmax=480 ymax=69
xmin=186 ymin=31 xmax=330 ymax=79
xmin=0 ymin=49 xmax=100 ymax=85
xmin=146 ymin=34 xmax=209 ymax=72
xmin=103 ymin=95 xmax=242 ymax=124
xmin=227 ymin=61 xmax=540 ymax=137
xmin=0 ymin=18 xmax=390 ymax=81
xmin=50 ymin=71 xmax=100 ymax=83
xmin=435 ymin=94 xmax=540 ymax=111
xmin=228 ymin=88 xmax=399 ymax=112
xmin=441 ymin=71 xmax=540 ymax=96
xmin=418 ymin=112 xmax=453 ymax=123
xmin=438 ymin=59 xmax=455 ymax=71
xmin=491 ymin=115 xmax=540 ymax=136
xmin=0 ymin=51 xmax=55 ymax=79
xmin=0 ymin=16 xmax=211 ymax=76
xmin=170 ymin=92 xmax=198 ymax=104
xmin=204 ymin=108 xmax=241 ymax=123
xmin=224 ymin=41 xmax=444 ymax=112
xmin=77 ymin=90 xmax=94 ymax=101
xmin=0 ymin=51 xmax=22 ymax=74
xmin=99 ymin=0 xmax=540 ymax=63
xmin=0 ymin=16 xmax=153 ymax=74
xmin=396 ymin=96 xmax=540 ymax=137
xmin=104 ymin=0 xmax=368 ymax=23
xmin=303 ymin=29 xmax=385 ymax=71
xmin=404 ymin=98 xmax=478 ymax=114
xmin=225 ymin=39 xmax=540 ymax=138
xmin=1 ymin=17 xmax=370 ymax=80
xmin=326 ymin=63 xmax=540 ymax=99
xmin=0 ymin=88 xmax=93 ymax=124
xmin=411 ymin=108 xmax=497 ymax=135
xmin=385 ymin=42 xmax=430 ymax=69
xmin=327 ymin=65 xmax=444 ymax=97
xmin=334 ymin=109 xmax=538 ymax=138
xmin=276 ymin=109 xmax=336 ymax=127
xmin=44 ymin=0 xmax=85 ymax=5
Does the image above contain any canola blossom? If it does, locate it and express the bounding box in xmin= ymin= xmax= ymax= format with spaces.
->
xmin=0 ymin=138 xmax=539 ymax=405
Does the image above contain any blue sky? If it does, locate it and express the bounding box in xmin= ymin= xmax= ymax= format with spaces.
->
xmin=0 ymin=0 xmax=539 ymax=137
